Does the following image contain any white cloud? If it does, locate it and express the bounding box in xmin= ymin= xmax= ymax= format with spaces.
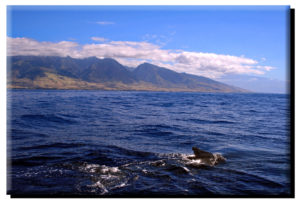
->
xmin=96 ymin=21 xmax=115 ymax=25
xmin=7 ymin=37 xmax=275 ymax=79
xmin=91 ymin=37 xmax=108 ymax=42
xmin=256 ymin=65 xmax=274 ymax=71
xmin=7 ymin=37 xmax=80 ymax=57
xmin=142 ymin=31 xmax=176 ymax=47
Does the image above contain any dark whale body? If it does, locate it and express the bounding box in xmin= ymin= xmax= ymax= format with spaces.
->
xmin=192 ymin=147 xmax=215 ymax=159
xmin=187 ymin=147 xmax=226 ymax=166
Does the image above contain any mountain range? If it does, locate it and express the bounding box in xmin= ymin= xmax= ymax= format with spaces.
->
xmin=7 ymin=56 xmax=248 ymax=92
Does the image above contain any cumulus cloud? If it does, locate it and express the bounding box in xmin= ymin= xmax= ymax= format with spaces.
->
xmin=91 ymin=37 xmax=108 ymax=42
xmin=7 ymin=36 xmax=274 ymax=78
xmin=96 ymin=21 xmax=115 ymax=25
xmin=7 ymin=37 xmax=80 ymax=57
xmin=142 ymin=31 xmax=176 ymax=47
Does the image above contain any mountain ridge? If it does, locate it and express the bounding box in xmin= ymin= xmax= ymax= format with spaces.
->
xmin=7 ymin=56 xmax=248 ymax=92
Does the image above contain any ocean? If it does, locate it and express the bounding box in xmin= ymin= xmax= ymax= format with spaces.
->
xmin=7 ymin=90 xmax=292 ymax=197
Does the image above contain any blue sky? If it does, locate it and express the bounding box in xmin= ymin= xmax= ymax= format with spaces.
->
xmin=7 ymin=6 xmax=290 ymax=93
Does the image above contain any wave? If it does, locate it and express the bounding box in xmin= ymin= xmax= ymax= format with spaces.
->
xmin=146 ymin=102 xmax=174 ymax=107
xmin=188 ymin=118 xmax=235 ymax=125
xmin=106 ymin=145 xmax=158 ymax=160
xmin=66 ymin=149 xmax=228 ymax=194
xmin=205 ymin=131 xmax=227 ymax=137
xmin=21 ymin=114 xmax=78 ymax=124
xmin=11 ymin=155 xmax=64 ymax=167
xmin=8 ymin=129 xmax=49 ymax=139
xmin=10 ymin=145 xmax=288 ymax=196
xmin=19 ymin=142 xmax=87 ymax=151
xmin=214 ymin=167 xmax=285 ymax=190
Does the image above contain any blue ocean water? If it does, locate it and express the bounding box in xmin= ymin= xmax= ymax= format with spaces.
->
xmin=7 ymin=90 xmax=291 ymax=196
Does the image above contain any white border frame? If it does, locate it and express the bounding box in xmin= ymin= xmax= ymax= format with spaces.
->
xmin=1 ymin=1 xmax=298 ymax=201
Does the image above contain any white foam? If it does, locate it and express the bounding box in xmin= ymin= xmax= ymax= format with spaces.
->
xmin=113 ymin=182 xmax=127 ymax=189
xmin=185 ymin=159 xmax=206 ymax=166
xmin=109 ymin=167 xmax=120 ymax=173
xmin=100 ymin=167 xmax=109 ymax=174
xmin=78 ymin=163 xmax=130 ymax=194
xmin=80 ymin=163 xmax=121 ymax=175
xmin=86 ymin=164 xmax=99 ymax=169
xmin=181 ymin=152 xmax=226 ymax=167
xmin=88 ymin=181 xmax=108 ymax=194
xmin=182 ymin=166 xmax=190 ymax=172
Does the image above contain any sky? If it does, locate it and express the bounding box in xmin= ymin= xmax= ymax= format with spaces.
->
xmin=7 ymin=6 xmax=290 ymax=93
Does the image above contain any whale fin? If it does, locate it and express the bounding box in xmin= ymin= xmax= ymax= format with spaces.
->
xmin=192 ymin=147 xmax=214 ymax=159
xmin=188 ymin=147 xmax=226 ymax=167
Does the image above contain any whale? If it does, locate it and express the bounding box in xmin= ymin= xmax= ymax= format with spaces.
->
xmin=187 ymin=147 xmax=226 ymax=166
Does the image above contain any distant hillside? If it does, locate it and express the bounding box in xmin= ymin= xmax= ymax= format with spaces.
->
xmin=7 ymin=56 xmax=248 ymax=92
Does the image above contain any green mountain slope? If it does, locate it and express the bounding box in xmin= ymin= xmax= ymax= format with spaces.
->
xmin=7 ymin=56 xmax=248 ymax=92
